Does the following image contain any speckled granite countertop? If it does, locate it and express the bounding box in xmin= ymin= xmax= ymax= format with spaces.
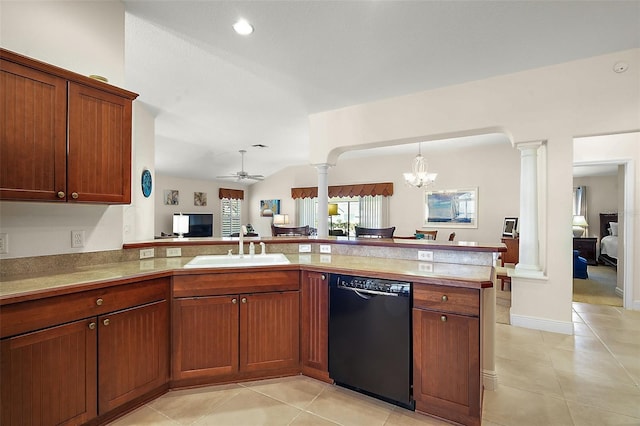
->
xmin=0 ymin=254 xmax=493 ymax=304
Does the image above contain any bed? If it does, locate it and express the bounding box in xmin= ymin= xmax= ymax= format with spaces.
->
xmin=598 ymin=213 xmax=618 ymax=267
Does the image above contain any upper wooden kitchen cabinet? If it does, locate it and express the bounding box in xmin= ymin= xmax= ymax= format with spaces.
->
xmin=300 ymin=271 xmax=330 ymax=382
xmin=0 ymin=48 xmax=138 ymax=204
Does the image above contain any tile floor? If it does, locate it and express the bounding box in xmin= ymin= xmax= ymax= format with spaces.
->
xmin=110 ymin=302 xmax=640 ymax=426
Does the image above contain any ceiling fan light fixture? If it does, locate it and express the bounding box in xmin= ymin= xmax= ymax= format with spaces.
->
xmin=233 ymin=19 xmax=254 ymax=35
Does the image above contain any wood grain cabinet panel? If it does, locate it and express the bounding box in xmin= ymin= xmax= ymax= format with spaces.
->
xmin=172 ymin=296 xmax=239 ymax=381
xmin=412 ymin=283 xmax=482 ymax=426
xmin=301 ymin=271 xmax=330 ymax=381
xmin=0 ymin=48 xmax=137 ymax=204
xmin=0 ymin=58 xmax=67 ymax=201
xmin=0 ymin=318 xmax=97 ymax=426
xmin=98 ymin=299 xmax=169 ymax=414
xmin=240 ymin=291 xmax=299 ymax=373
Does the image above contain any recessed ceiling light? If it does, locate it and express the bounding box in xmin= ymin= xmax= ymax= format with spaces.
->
xmin=233 ymin=19 xmax=254 ymax=36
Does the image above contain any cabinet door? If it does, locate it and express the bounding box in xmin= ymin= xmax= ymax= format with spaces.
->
xmin=1 ymin=318 xmax=97 ymax=426
xmin=301 ymin=271 xmax=330 ymax=381
xmin=67 ymin=82 xmax=132 ymax=204
xmin=413 ymin=308 xmax=481 ymax=426
xmin=240 ymin=291 xmax=300 ymax=373
xmin=172 ymin=295 xmax=239 ymax=381
xmin=98 ymin=300 xmax=169 ymax=414
xmin=0 ymin=59 xmax=67 ymax=201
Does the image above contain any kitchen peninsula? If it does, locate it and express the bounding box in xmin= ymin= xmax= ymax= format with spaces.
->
xmin=0 ymin=237 xmax=504 ymax=426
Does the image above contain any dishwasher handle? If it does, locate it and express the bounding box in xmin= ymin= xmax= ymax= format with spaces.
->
xmin=337 ymin=285 xmax=398 ymax=298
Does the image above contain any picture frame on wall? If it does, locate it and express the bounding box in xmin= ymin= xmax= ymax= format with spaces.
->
xmin=424 ymin=188 xmax=478 ymax=228
xmin=502 ymin=217 xmax=518 ymax=237
xmin=260 ymin=199 xmax=280 ymax=217
xmin=194 ymin=191 xmax=207 ymax=206
xmin=164 ymin=189 xmax=179 ymax=205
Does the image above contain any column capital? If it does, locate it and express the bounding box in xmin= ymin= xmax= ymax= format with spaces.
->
xmin=312 ymin=163 xmax=333 ymax=172
xmin=515 ymin=140 xmax=545 ymax=152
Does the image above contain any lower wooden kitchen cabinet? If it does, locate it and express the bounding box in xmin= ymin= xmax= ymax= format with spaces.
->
xmin=412 ymin=283 xmax=482 ymax=426
xmin=300 ymin=271 xmax=330 ymax=382
xmin=0 ymin=277 xmax=170 ymax=426
xmin=171 ymin=271 xmax=300 ymax=387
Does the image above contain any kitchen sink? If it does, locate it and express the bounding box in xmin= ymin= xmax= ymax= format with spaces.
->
xmin=184 ymin=253 xmax=291 ymax=268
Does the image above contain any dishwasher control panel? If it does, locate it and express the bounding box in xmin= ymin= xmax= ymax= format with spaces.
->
xmin=331 ymin=274 xmax=410 ymax=296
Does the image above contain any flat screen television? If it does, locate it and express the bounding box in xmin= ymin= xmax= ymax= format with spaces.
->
xmin=173 ymin=213 xmax=213 ymax=237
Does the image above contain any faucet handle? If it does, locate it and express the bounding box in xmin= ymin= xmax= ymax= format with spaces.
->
xmin=259 ymin=241 xmax=266 ymax=255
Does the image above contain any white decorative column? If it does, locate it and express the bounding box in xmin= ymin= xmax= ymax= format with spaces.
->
xmin=514 ymin=141 xmax=544 ymax=277
xmin=316 ymin=164 xmax=330 ymax=237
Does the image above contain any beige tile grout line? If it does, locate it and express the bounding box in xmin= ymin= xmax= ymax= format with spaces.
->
xmin=572 ymin=305 xmax=640 ymax=390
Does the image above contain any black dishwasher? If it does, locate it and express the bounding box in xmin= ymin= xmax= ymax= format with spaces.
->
xmin=328 ymin=274 xmax=414 ymax=409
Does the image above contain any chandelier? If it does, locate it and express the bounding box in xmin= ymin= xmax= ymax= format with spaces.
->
xmin=403 ymin=143 xmax=437 ymax=188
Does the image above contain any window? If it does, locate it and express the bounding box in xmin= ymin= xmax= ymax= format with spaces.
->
xmin=221 ymin=198 xmax=242 ymax=236
xmin=296 ymin=195 xmax=389 ymax=236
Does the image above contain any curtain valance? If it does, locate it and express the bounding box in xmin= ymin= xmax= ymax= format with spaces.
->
xmin=291 ymin=182 xmax=394 ymax=199
xmin=219 ymin=188 xmax=244 ymax=200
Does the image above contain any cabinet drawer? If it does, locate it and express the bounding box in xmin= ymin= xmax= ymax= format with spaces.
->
xmin=0 ymin=278 xmax=169 ymax=338
xmin=173 ymin=271 xmax=300 ymax=298
xmin=413 ymin=284 xmax=479 ymax=317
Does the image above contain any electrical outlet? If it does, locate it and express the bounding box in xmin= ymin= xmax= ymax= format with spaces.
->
xmin=139 ymin=248 xmax=155 ymax=259
xmin=71 ymin=230 xmax=85 ymax=248
xmin=418 ymin=250 xmax=433 ymax=261
xmin=320 ymin=244 xmax=331 ymax=254
xmin=298 ymin=244 xmax=312 ymax=253
xmin=166 ymin=247 xmax=182 ymax=257
xmin=0 ymin=233 xmax=8 ymax=254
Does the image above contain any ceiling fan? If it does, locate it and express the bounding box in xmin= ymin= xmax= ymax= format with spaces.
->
xmin=216 ymin=150 xmax=264 ymax=181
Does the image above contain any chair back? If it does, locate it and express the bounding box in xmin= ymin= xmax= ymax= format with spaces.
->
xmin=355 ymin=226 xmax=395 ymax=238
xmin=271 ymin=224 xmax=310 ymax=236
xmin=416 ymin=230 xmax=437 ymax=240
xmin=329 ymin=229 xmax=345 ymax=236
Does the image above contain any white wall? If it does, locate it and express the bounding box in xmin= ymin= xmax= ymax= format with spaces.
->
xmin=308 ymin=49 xmax=640 ymax=330
xmin=0 ymin=1 xmax=135 ymax=259
xmin=249 ymin=142 xmax=521 ymax=241
xmin=154 ymin=175 xmax=247 ymax=237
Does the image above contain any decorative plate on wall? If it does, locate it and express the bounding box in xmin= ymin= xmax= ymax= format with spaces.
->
xmin=141 ymin=169 xmax=152 ymax=198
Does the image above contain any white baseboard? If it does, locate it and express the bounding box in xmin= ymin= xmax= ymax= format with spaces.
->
xmin=482 ymin=369 xmax=498 ymax=391
xmin=510 ymin=313 xmax=574 ymax=335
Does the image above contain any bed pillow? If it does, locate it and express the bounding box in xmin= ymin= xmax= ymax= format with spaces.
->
xmin=609 ymin=222 xmax=618 ymax=236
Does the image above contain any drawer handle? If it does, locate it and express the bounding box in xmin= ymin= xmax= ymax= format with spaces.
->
xmin=441 ymin=295 xmax=448 ymax=302
xmin=241 ymin=297 xmax=247 ymax=304
xmin=88 ymin=322 xmax=96 ymax=330
xmin=232 ymin=298 xmax=238 ymax=304
xmin=57 ymin=191 xmax=65 ymax=199
xmin=103 ymin=319 xmax=110 ymax=326
xmin=440 ymin=315 xmax=447 ymax=322
xmin=96 ymin=298 xmax=104 ymax=306
xmin=71 ymin=192 xmax=79 ymax=199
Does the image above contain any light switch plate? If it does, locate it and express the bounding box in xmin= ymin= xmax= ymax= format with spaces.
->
xmin=166 ymin=247 xmax=182 ymax=257
xmin=418 ymin=250 xmax=433 ymax=261
xmin=140 ymin=248 xmax=155 ymax=259
xmin=298 ymin=244 xmax=312 ymax=253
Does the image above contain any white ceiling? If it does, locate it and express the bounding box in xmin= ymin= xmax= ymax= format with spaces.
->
xmin=123 ymin=1 xmax=640 ymax=184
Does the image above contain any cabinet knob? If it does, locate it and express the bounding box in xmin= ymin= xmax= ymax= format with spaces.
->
xmin=440 ymin=315 xmax=447 ymax=322
xmin=441 ymin=295 xmax=448 ymax=302
xmin=88 ymin=322 xmax=96 ymax=330
xmin=321 ymin=274 xmax=326 ymax=280
xmin=96 ymin=298 xmax=103 ymax=306
xmin=103 ymin=319 xmax=110 ymax=326
xmin=71 ymin=192 xmax=79 ymax=199
xmin=241 ymin=297 xmax=247 ymax=304
xmin=232 ymin=298 xmax=238 ymax=304
xmin=57 ymin=191 xmax=65 ymax=199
